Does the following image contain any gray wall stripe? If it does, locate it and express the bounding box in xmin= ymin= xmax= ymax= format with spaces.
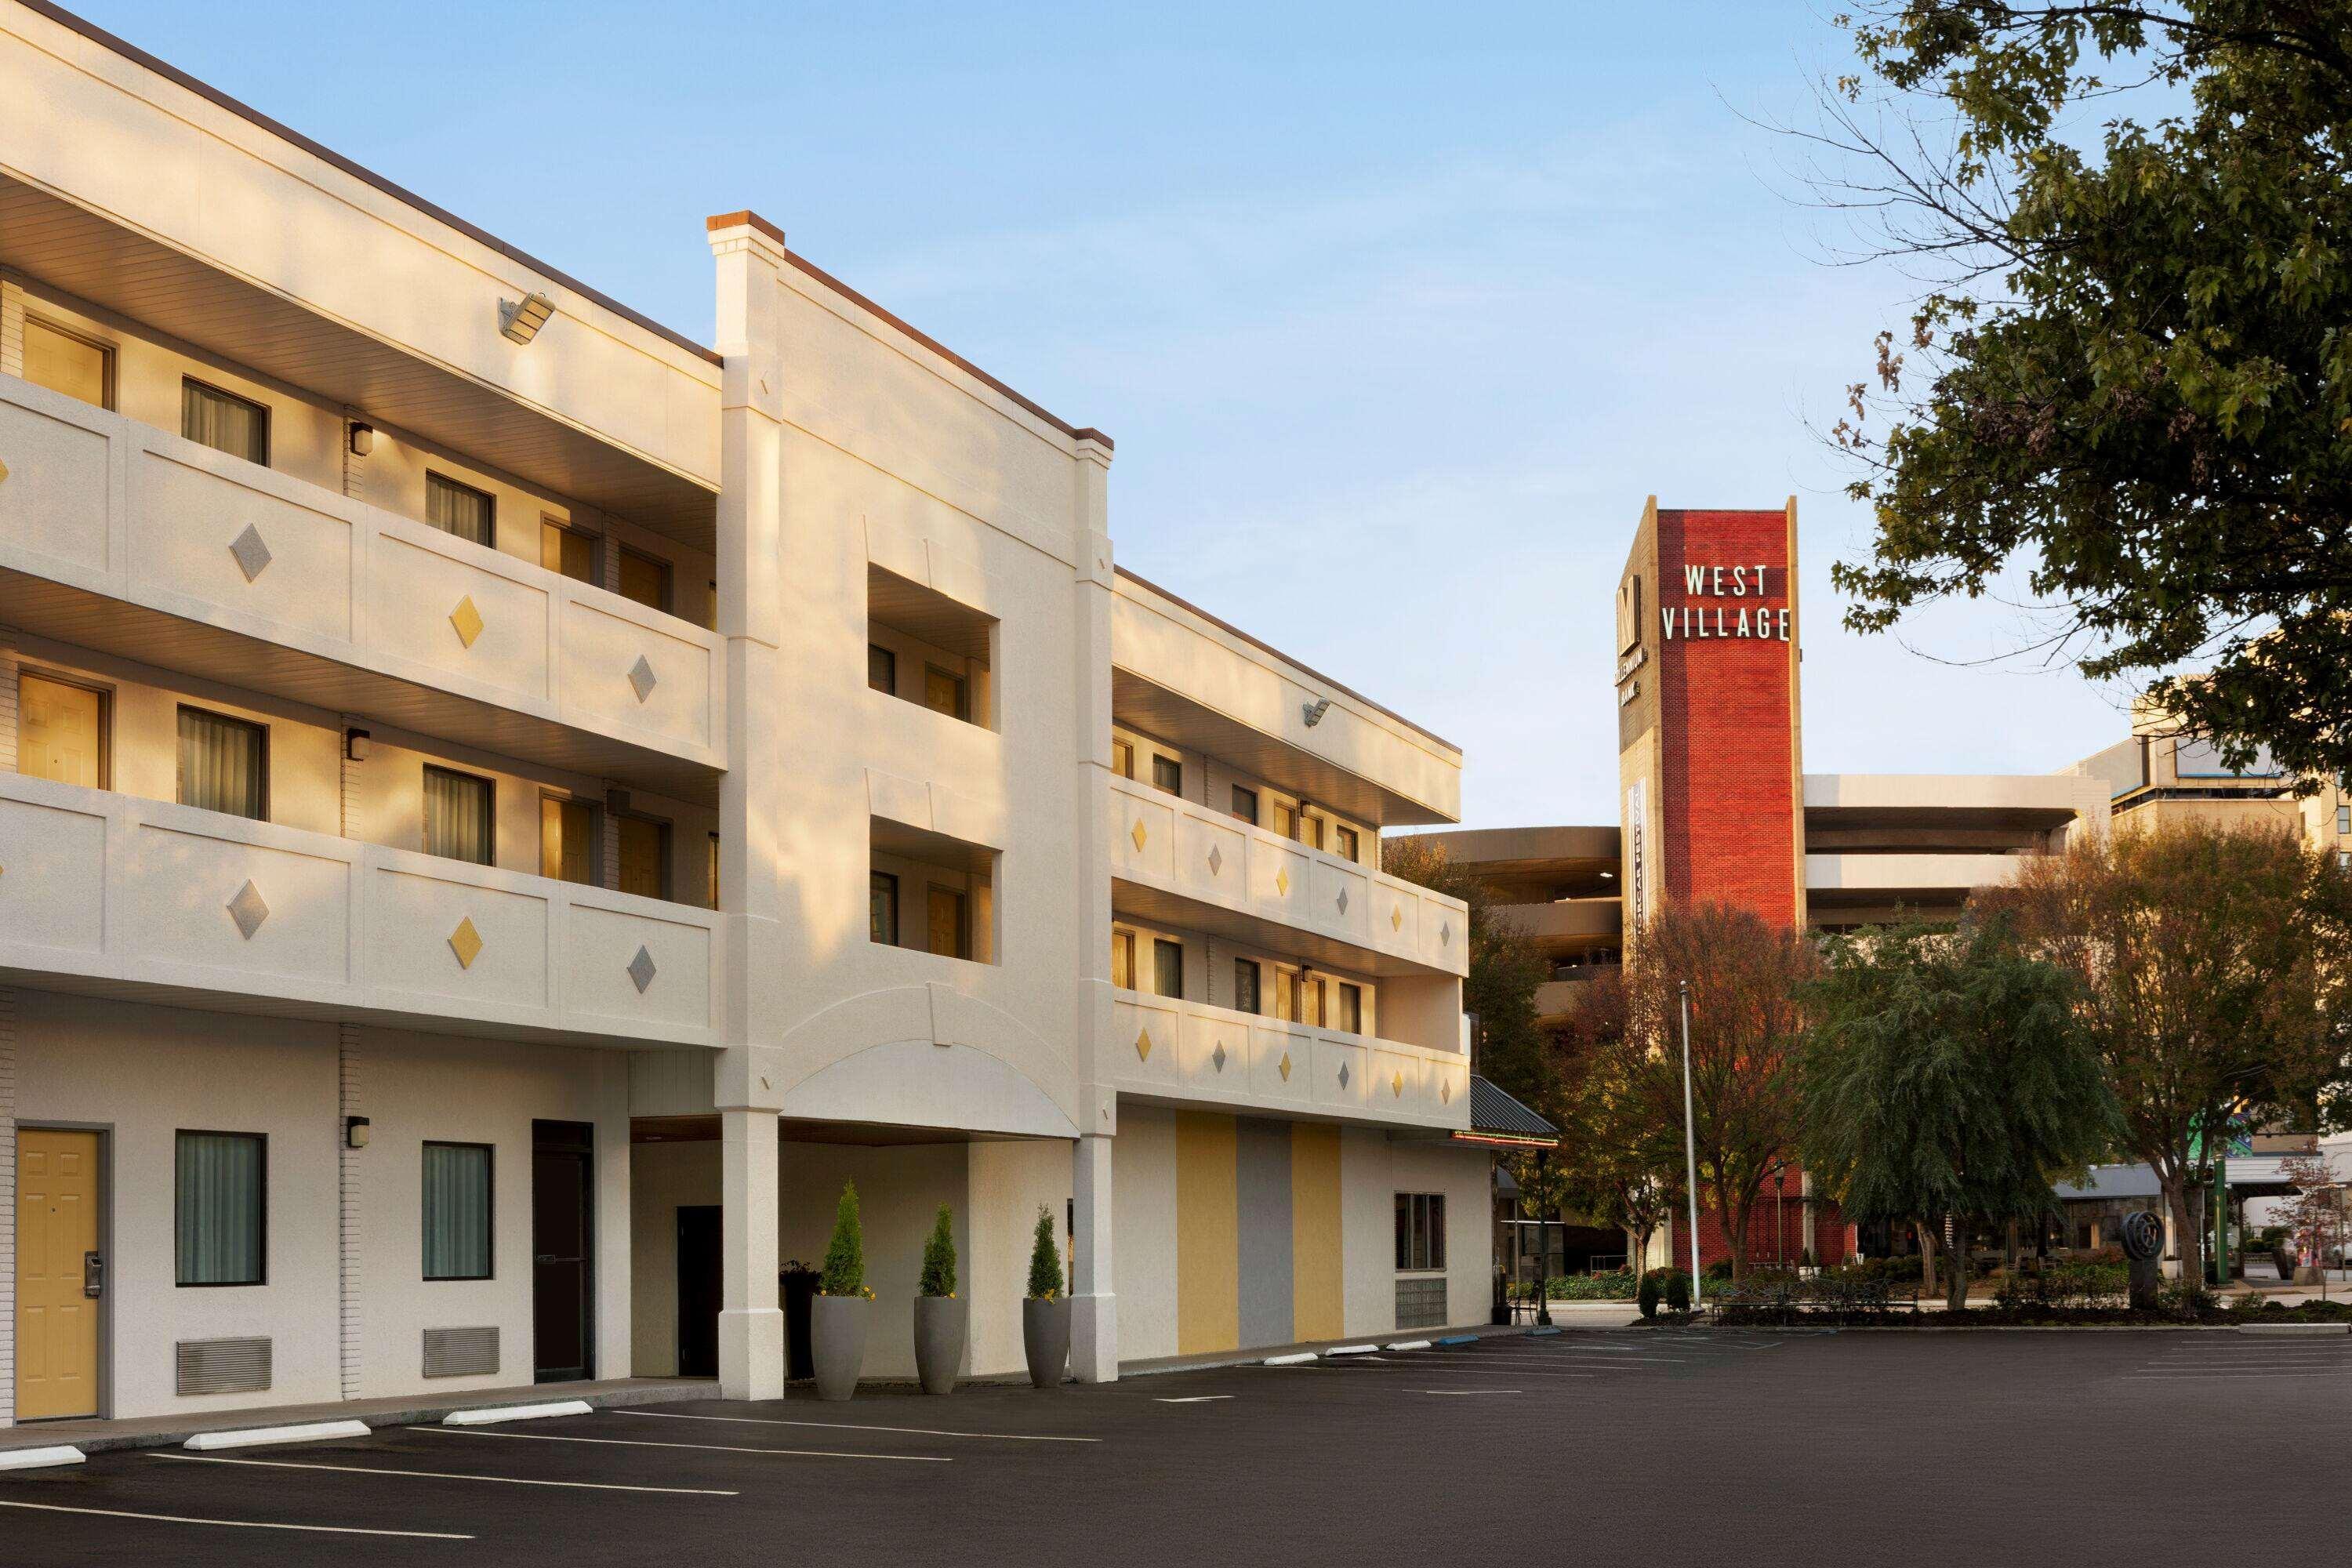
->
xmin=1235 ymin=1116 xmax=1294 ymax=1348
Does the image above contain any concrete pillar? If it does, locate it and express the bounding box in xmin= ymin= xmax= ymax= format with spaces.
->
xmin=1071 ymin=1131 xmax=1117 ymax=1382
xmin=593 ymin=1052 xmax=633 ymax=1382
xmin=0 ymin=624 xmax=19 ymax=775
xmin=336 ymin=1022 xmax=362 ymax=1400
xmin=717 ymin=1097 xmax=782 ymax=1400
xmin=0 ymin=985 xmax=17 ymax=1428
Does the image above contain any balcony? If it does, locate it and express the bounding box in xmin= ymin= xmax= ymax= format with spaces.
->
xmin=1500 ymin=898 xmax=1622 ymax=947
xmin=0 ymin=772 xmax=720 ymax=1049
xmin=0 ymin=374 xmax=724 ymax=800
xmin=1109 ymin=989 xmax=1469 ymax=1131
xmin=1107 ymin=774 xmax=1468 ymax=979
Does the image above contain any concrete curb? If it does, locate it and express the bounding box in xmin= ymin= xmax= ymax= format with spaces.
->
xmin=444 ymin=1399 xmax=595 ymax=1425
xmin=185 ymin=1419 xmax=371 ymax=1451
xmin=0 ymin=1446 xmax=85 ymax=1472
xmin=2236 ymin=1322 xmax=2350 ymax=1336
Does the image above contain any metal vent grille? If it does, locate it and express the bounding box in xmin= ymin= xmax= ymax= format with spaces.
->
xmin=1395 ymin=1278 xmax=1448 ymax=1331
xmin=176 ymin=1336 xmax=273 ymax=1396
xmin=423 ymin=1326 xmax=499 ymax=1379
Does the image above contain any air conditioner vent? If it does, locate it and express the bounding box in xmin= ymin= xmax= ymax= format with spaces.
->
xmin=176 ymin=1336 xmax=272 ymax=1396
xmin=423 ymin=1326 xmax=499 ymax=1379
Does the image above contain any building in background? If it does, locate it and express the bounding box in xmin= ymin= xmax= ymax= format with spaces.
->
xmin=0 ymin=0 xmax=1488 ymax=1432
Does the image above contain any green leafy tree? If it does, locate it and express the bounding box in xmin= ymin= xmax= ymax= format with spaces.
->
xmin=819 ymin=1181 xmax=866 ymax=1298
xmin=920 ymin=1204 xmax=957 ymax=1298
xmin=1025 ymin=1205 xmax=1062 ymax=1300
xmin=1548 ymin=968 xmax=1684 ymax=1270
xmin=1802 ymin=917 xmax=2116 ymax=1312
xmin=1384 ymin=837 xmax=1555 ymax=1111
xmin=1978 ymin=818 xmax=2351 ymax=1287
xmin=1818 ymin=4 xmax=2352 ymax=782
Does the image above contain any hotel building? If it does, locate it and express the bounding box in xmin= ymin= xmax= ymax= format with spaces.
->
xmin=0 ymin=0 xmax=1501 ymax=1431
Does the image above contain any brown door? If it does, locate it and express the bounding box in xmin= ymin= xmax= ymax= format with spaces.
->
xmin=16 ymin=1128 xmax=103 ymax=1420
xmin=927 ymin=887 xmax=967 ymax=959
xmin=617 ymin=816 xmax=668 ymax=900
xmin=531 ymin=1121 xmax=593 ymax=1383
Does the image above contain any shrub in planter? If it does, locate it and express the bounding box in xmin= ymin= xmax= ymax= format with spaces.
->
xmin=811 ymin=1182 xmax=873 ymax=1401
xmin=913 ymin=1203 xmax=964 ymax=1396
xmin=1664 ymin=1269 xmax=1693 ymax=1314
xmin=1022 ymin=1205 xmax=1070 ymax=1388
xmin=1637 ymin=1269 xmax=1663 ymax=1319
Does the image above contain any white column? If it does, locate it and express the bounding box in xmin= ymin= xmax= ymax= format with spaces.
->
xmin=708 ymin=211 xmax=790 ymax=1403
xmin=0 ymin=624 xmax=20 ymax=775
xmin=1071 ymin=1131 xmax=1117 ymax=1382
xmin=593 ymin=1051 xmax=633 ymax=1382
xmin=336 ymin=1022 xmax=361 ymax=1399
xmin=0 ymin=985 xmax=18 ymax=1428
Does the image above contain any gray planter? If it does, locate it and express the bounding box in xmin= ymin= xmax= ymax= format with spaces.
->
xmin=1022 ymin=1296 xmax=1069 ymax=1388
xmin=810 ymin=1294 xmax=869 ymax=1402
xmin=913 ymin=1296 xmax=966 ymax=1396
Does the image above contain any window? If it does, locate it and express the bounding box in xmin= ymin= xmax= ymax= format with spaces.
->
xmin=1336 ymin=825 xmax=1360 ymax=862
xmin=2337 ymin=805 xmax=2349 ymax=836
xmin=176 ymin=1131 xmax=265 ymax=1286
xmin=708 ymin=832 xmax=720 ymax=908
xmin=1272 ymin=801 xmax=1298 ymax=840
xmin=1395 ymin=1192 xmax=1446 ymax=1272
xmin=17 ymin=673 xmax=107 ymax=788
xmin=1276 ymin=967 xmax=1299 ymax=1022
xmin=540 ymin=795 xmax=597 ymax=884
xmin=924 ymin=666 xmax=969 ymax=722
xmin=1338 ymin=981 xmax=1363 ymax=1035
xmin=1111 ymin=930 xmax=1135 ymax=989
xmin=1153 ymin=938 xmax=1184 ymax=999
xmin=24 ymin=318 xmax=111 ymax=408
xmin=927 ymin=887 xmax=969 ymax=960
xmin=422 ymin=1142 xmax=493 ymax=1281
xmin=426 ymin=473 xmax=495 ymax=547
xmin=541 ymin=519 xmax=599 ymax=583
xmin=424 ymin=767 xmax=495 ymax=866
xmin=1111 ymin=739 xmax=1134 ymax=779
xmin=618 ymin=546 xmax=671 ymax=613
xmin=176 ymin=706 xmax=267 ymax=820
xmin=181 ymin=379 xmax=267 ymax=465
xmin=1234 ymin=958 xmax=1261 ymax=1015
xmin=1230 ymin=786 xmax=1258 ymax=825
xmin=1305 ymin=975 xmax=1327 ymax=1027
xmin=618 ymin=815 xmax=670 ymax=899
xmin=867 ymin=644 xmax=898 ymax=696
xmin=869 ymin=872 xmax=900 ymax=945
xmin=1303 ymin=814 xmax=1326 ymax=851
xmin=1152 ymin=755 xmax=1183 ymax=797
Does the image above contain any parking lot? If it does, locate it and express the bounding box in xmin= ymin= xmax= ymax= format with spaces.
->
xmin=5 ymin=1328 xmax=2349 ymax=1566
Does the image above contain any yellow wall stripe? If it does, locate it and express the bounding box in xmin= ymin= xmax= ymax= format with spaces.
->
xmin=1290 ymin=1122 xmax=1344 ymax=1342
xmin=1174 ymin=1111 xmax=1240 ymax=1354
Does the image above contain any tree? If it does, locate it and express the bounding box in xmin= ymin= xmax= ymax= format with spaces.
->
xmin=2278 ymin=1151 xmax=2343 ymax=1296
xmin=1978 ymin=818 xmax=2351 ymax=1288
xmin=1620 ymin=903 xmax=1819 ymax=1282
xmin=1548 ymin=967 xmax=1684 ymax=1271
xmin=820 ymin=1181 xmax=866 ymax=1298
xmin=1802 ymin=917 xmax=2116 ymax=1312
xmin=919 ymin=1204 xmax=957 ymax=1299
xmin=1025 ymin=1205 xmax=1062 ymax=1301
xmin=1383 ymin=837 xmax=1555 ymax=1111
xmin=1815 ymin=3 xmax=2352 ymax=783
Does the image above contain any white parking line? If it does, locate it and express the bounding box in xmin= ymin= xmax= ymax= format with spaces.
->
xmin=150 ymin=1450 xmax=741 ymax=1495
xmin=412 ymin=1426 xmax=949 ymax=1462
xmin=0 ymin=1497 xmax=472 ymax=1540
xmin=612 ymin=1410 xmax=1100 ymax=1443
xmin=1155 ymin=1396 xmax=1235 ymax=1403
xmin=1421 ymin=1389 xmax=1520 ymax=1396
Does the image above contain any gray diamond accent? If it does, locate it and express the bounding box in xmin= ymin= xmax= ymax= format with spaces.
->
xmin=226 ymin=880 xmax=270 ymax=940
xmin=228 ymin=524 xmax=274 ymax=583
xmin=1212 ymin=1042 xmax=1226 ymax=1073
xmin=1338 ymin=1062 xmax=1350 ymax=1089
xmin=627 ymin=655 xmax=659 ymax=703
xmin=627 ymin=945 xmax=658 ymax=994
xmin=1336 ymin=887 xmax=1349 ymax=915
xmin=1207 ymin=844 xmax=1223 ymax=877
xmin=1440 ymin=919 xmax=1453 ymax=946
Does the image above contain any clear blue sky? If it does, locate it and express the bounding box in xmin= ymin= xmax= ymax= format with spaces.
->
xmin=69 ymin=0 xmax=2130 ymax=827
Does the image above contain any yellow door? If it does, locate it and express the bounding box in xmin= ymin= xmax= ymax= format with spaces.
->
xmin=923 ymin=666 xmax=966 ymax=720
xmin=16 ymin=1129 xmax=102 ymax=1421
xmin=18 ymin=674 xmax=104 ymax=788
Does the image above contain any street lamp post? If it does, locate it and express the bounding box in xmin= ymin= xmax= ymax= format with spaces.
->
xmin=1679 ymin=978 xmax=1702 ymax=1308
xmin=1775 ymin=1165 xmax=1787 ymax=1269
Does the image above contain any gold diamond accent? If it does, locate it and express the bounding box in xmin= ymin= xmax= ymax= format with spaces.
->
xmin=1391 ymin=906 xmax=1403 ymax=932
xmin=1279 ymin=1052 xmax=1292 ymax=1083
xmin=1130 ymin=818 xmax=1147 ymax=852
xmin=0 ymin=457 xmax=9 ymax=481
xmin=1276 ymin=867 xmax=1290 ymax=897
xmin=448 ymin=916 xmax=485 ymax=970
xmin=449 ymin=595 xmax=485 ymax=648
xmin=1134 ymin=1026 xmax=1152 ymax=1062
xmin=1392 ymin=1070 xmax=1404 ymax=1098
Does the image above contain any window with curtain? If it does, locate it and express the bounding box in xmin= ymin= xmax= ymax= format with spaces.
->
xmin=176 ymin=1131 xmax=265 ymax=1286
xmin=424 ymin=766 xmax=495 ymax=865
xmin=422 ymin=1142 xmax=493 ymax=1280
xmin=869 ymin=872 xmax=899 ymax=945
xmin=426 ymin=473 xmax=495 ymax=547
xmin=181 ymin=379 xmax=268 ymax=464
xmin=1234 ymin=958 xmax=1261 ymax=1015
xmin=176 ymin=706 xmax=267 ymax=820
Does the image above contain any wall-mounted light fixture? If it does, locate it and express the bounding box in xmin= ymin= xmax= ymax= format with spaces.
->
xmin=344 ymin=727 xmax=372 ymax=762
xmin=499 ymin=291 xmax=555 ymax=345
xmin=1301 ymin=697 xmax=1332 ymax=728
xmin=347 ymin=421 xmax=376 ymax=457
xmin=344 ymin=1116 xmax=371 ymax=1150
xmin=605 ymin=786 xmax=633 ymax=818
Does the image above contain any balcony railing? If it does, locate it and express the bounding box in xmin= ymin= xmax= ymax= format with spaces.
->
xmin=0 ymin=373 xmax=723 ymax=773
xmin=1109 ymin=988 xmax=1469 ymax=1130
xmin=0 ymin=772 xmax=720 ymax=1048
xmin=1107 ymin=774 xmax=1468 ymax=978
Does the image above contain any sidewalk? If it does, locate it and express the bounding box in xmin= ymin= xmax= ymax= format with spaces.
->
xmin=0 ymin=1374 xmax=711 ymax=1455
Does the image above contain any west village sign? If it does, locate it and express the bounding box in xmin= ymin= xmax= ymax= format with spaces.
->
xmin=1660 ymin=563 xmax=1792 ymax=641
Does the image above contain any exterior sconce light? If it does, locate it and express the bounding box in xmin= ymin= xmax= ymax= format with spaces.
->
xmin=1301 ymin=698 xmax=1332 ymax=728
xmin=347 ymin=421 xmax=376 ymax=457
xmin=499 ymin=291 xmax=555 ymax=344
xmin=344 ymin=728 xmax=371 ymax=762
xmin=344 ymin=1116 xmax=371 ymax=1150
xmin=605 ymin=787 xmax=632 ymax=817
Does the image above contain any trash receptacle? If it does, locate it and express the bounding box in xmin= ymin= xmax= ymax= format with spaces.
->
xmin=781 ymin=1262 xmax=818 ymax=1381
